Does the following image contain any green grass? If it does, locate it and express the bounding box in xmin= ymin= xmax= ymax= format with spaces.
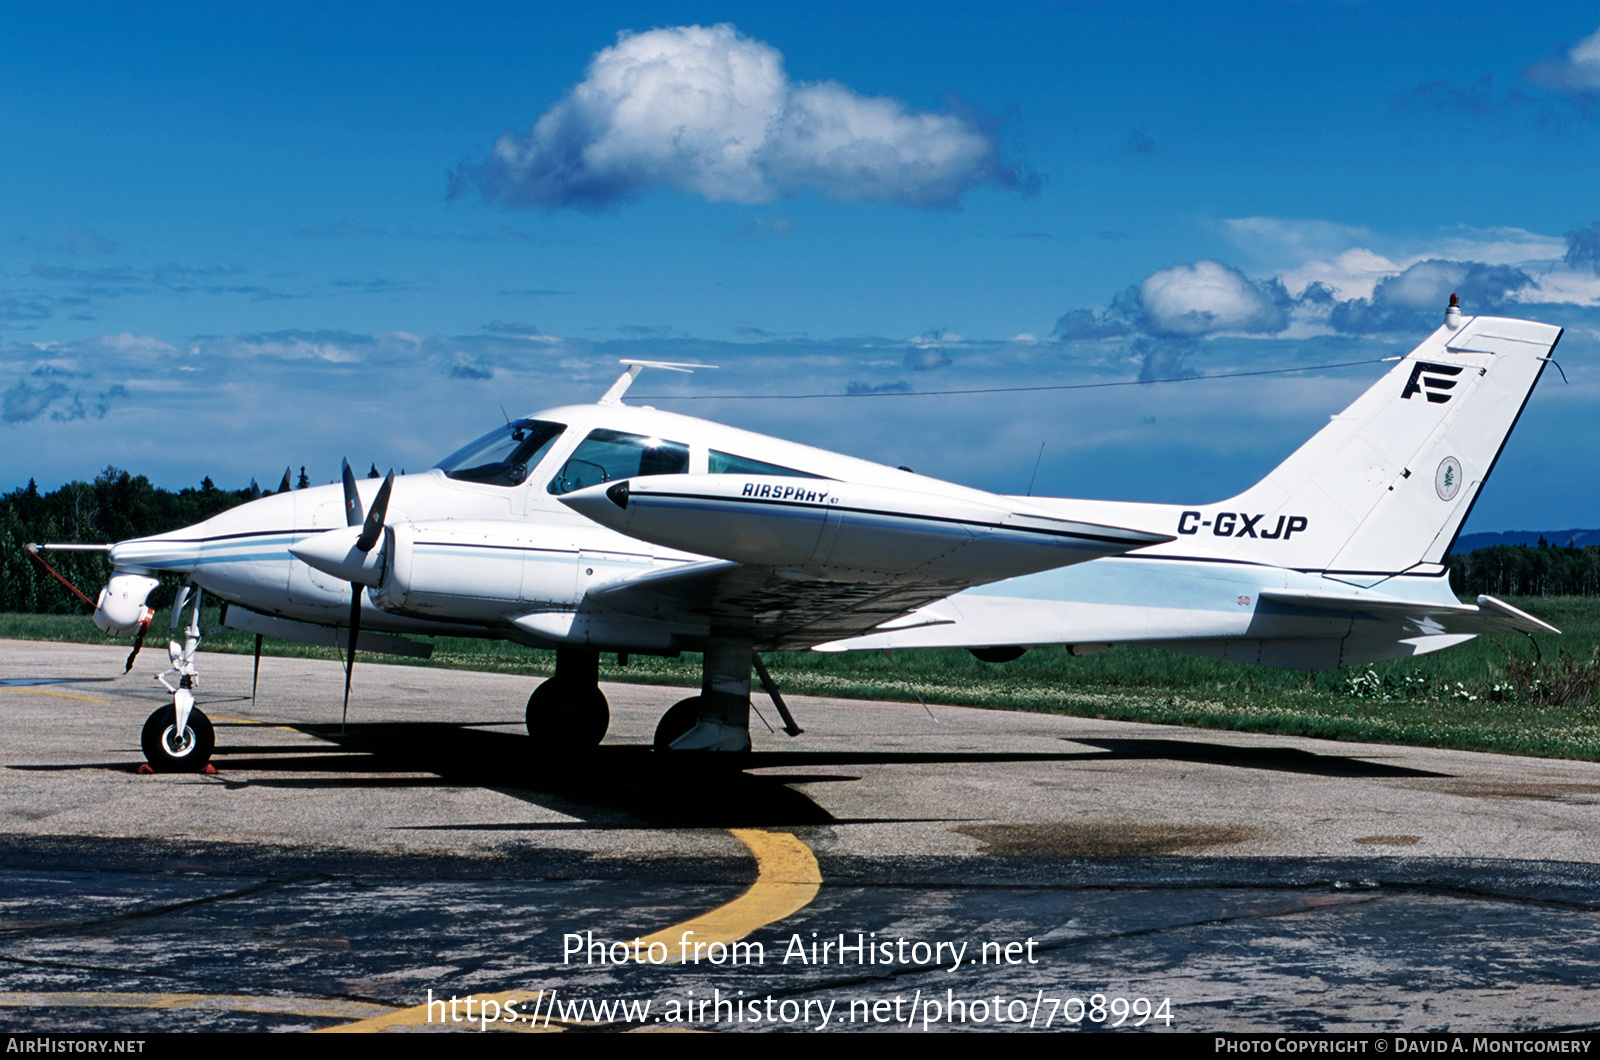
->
xmin=6 ymin=597 xmax=1599 ymax=761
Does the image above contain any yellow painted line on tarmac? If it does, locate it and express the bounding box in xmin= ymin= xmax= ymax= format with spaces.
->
xmin=318 ymin=989 xmax=574 ymax=1034
xmin=0 ymin=991 xmax=392 ymax=1022
xmin=211 ymin=714 xmax=299 ymax=731
xmin=10 ymin=688 xmax=110 ymax=702
xmin=317 ymin=827 xmax=823 ymax=1033
xmin=636 ymin=828 xmax=822 ymax=958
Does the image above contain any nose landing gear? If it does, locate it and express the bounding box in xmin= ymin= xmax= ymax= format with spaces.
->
xmin=140 ymin=693 xmax=215 ymax=773
xmin=141 ymin=584 xmax=216 ymax=773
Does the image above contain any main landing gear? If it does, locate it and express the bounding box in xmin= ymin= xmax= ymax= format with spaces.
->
xmin=654 ymin=634 xmax=755 ymax=753
xmin=525 ymin=648 xmax=610 ymax=751
xmin=523 ymin=634 xmax=797 ymax=756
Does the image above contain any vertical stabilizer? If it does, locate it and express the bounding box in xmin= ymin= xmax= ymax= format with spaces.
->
xmin=1206 ymin=315 xmax=1560 ymax=578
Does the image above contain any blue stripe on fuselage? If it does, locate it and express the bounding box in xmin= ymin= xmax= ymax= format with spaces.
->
xmin=962 ymin=556 xmax=1276 ymax=612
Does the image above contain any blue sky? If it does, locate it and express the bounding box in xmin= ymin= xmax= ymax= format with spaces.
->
xmin=4 ymin=2 xmax=1599 ymax=533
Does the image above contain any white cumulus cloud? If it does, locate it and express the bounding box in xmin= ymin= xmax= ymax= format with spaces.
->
xmin=1527 ymin=24 xmax=1600 ymax=93
xmin=1138 ymin=261 xmax=1286 ymax=336
xmin=1222 ymin=216 xmax=1379 ymax=267
xmin=1226 ymin=216 xmax=1566 ymax=299
xmin=453 ymin=24 xmax=1031 ymax=211
xmin=1279 ymin=248 xmax=1404 ymax=301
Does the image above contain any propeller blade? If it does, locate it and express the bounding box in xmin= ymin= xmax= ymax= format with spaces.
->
xmin=251 ymin=633 xmax=262 ymax=705
xmin=343 ymin=586 xmax=361 ymax=732
xmin=341 ymin=459 xmax=363 ymax=527
xmin=278 ymin=467 xmax=292 ymax=494
xmin=357 ymin=470 xmax=394 ymax=553
xmin=248 ymin=478 xmax=262 ymax=501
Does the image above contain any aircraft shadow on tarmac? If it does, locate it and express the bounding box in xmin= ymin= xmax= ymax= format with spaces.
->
xmin=209 ymin=719 xmax=1446 ymax=827
xmin=13 ymin=713 xmax=1445 ymax=827
xmin=1061 ymin=738 xmax=1447 ymax=779
xmin=216 ymin=721 xmax=850 ymax=828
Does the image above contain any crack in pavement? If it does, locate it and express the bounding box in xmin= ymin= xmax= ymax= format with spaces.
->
xmin=0 ymin=875 xmax=312 ymax=937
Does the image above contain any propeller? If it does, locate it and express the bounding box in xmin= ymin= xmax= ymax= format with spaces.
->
xmin=278 ymin=467 xmax=292 ymax=494
xmin=336 ymin=460 xmax=396 ymax=730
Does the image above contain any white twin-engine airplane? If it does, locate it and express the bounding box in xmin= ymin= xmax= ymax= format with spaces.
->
xmin=64 ymin=302 xmax=1561 ymax=773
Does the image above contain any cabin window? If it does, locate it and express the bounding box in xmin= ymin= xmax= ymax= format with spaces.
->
xmin=435 ymin=419 xmax=567 ymax=487
xmin=548 ymin=429 xmax=690 ymax=495
xmin=707 ymin=450 xmax=824 ymax=478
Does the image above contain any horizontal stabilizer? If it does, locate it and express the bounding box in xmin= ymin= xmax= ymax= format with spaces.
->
xmin=1258 ymin=588 xmax=1559 ymax=636
xmin=1474 ymin=594 xmax=1562 ymax=636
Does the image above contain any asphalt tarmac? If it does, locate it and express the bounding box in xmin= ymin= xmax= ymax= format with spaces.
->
xmin=3 ymin=638 xmax=1599 ymax=1034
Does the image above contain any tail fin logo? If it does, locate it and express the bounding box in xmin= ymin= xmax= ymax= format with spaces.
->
xmin=1401 ymin=361 xmax=1464 ymax=404
xmin=1435 ymin=457 xmax=1462 ymax=501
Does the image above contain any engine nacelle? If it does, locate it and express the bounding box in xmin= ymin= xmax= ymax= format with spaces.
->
xmin=94 ymin=572 xmax=159 ymax=637
xmin=371 ymin=522 xmax=587 ymax=620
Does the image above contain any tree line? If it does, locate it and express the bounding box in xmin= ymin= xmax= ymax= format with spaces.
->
xmin=1446 ymin=541 xmax=1600 ymax=598
xmin=0 ymin=467 xmax=292 ymax=614
xmin=4 ymin=468 xmax=1598 ymax=616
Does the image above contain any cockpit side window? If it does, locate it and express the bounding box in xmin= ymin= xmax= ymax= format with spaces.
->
xmin=707 ymin=450 xmax=824 ymax=478
xmin=548 ymin=428 xmax=690 ymax=495
xmin=435 ymin=419 xmax=566 ymax=487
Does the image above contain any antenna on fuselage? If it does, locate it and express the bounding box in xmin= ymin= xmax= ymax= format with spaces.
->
xmin=598 ymin=360 xmax=716 ymax=406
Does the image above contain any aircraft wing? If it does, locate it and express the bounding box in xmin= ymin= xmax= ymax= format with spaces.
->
xmin=562 ymin=474 xmax=1173 ymax=650
xmin=583 ymin=558 xmax=969 ymax=650
xmin=1257 ymin=589 xmax=1559 ymax=636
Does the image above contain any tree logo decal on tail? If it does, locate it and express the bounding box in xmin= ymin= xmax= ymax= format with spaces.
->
xmin=1435 ymin=457 xmax=1462 ymax=501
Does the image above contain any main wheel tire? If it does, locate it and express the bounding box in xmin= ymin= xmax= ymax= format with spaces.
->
xmin=970 ymin=646 xmax=1027 ymax=664
xmin=525 ymin=680 xmax=609 ymax=750
xmin=653 ymin=696 xmax=705 ymax=752
xmin=141 ymin=704 xmax=215 ymax=773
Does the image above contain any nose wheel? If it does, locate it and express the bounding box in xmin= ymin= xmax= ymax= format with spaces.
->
xmin=140 ymin=702 xmax=215 ymax=773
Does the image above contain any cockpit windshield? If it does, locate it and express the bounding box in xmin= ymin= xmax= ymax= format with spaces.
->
xmin=435 ymin=419 xmax=566 ymax=487
xmin=548 ymin=428 xmax=689 ymax=495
